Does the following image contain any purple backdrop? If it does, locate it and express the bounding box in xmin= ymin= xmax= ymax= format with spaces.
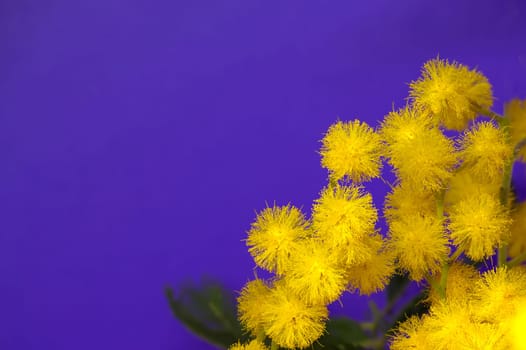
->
xmin=1 ymin=1 xmax=526 ymax=349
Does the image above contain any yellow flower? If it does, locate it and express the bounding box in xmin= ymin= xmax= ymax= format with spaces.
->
xmin=509 ymin=201 xmax=526 ymax=259
xmin=387 ymin=213 xmax=449 ymax=281
xmin=427 ymin=262 xmax=479 ymax=304
xmin=320 ymin=120 xmax=383 ymax=182
xmin=229 ymin=340 xmax=269 ymax=350
xmin=247 ymin=205 xmax=310 ymax=274
xmin=283 ymin=239 xmax=347 ymax=305
xmin=472 ymin=267 xmax=526 ymax=322
xmin=237 ymin=279 xmax=271 ymax=335
xmin=505 ymin=98 xmax=526 ymax=161
xmin=511 ymin=298 xmax=526 ymax=350
xmin=410 ymin=58 xmax=493 ymax=130
xmin=345 ymin=237 xmax=395 ymax=295
xmin=261 ymin=282 xmax=328 ymax=349
xmin=444 ymin=167 xmax=501 ymax=208
xmin=448 ymin=192 xmax=512 ymax=261
xmin=390 ymin=316 xmax=431 ymax=350
xmin=380 ymin=106 xmax=457 ymax=192
xmin=459 ymin=121 xmax=513 ymax=183
xmin=384 ymin=183 xmax=436 ymax=223
xmin=311 ymin=184 xmax=378 ymax=264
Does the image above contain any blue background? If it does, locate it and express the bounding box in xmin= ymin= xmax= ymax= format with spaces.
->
xmin=1 ymin=1 xmax=526 ymax=349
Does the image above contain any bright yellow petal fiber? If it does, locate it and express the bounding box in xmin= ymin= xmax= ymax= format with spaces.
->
xmin=390 ymin=316 xmax=432 ymax=350
xmin=247 ymin=205 xmax=309 ymax=274
xmin=261 ymin=282 xmax=328 ymax=349
xmin=448 ymin=193 xmax=512 ymax=261
xmin=312 ymin=184 xmax=377 ymax=247
xmin=381 ymin=107 xmax=457 ymax=192
xmin=444 ymin=167 xmax=501 ymax=209
xmin=472 ymin=267 xmax=526 ymax=323
xmin=511 ymin=298 xmax=526 ymax=350
xmin=410 ymin=58 xmax=493 ymax=130
xmin=229 ymin=340 xmax=269 ymax=350
xmin=459 ymin=121 xmax=513 ymax=183
xmin=509 ymin=201 xmax=526 ymax=258
xmin=427 ymin=262 xmax=479 ymax=304
xmin=320 ymin=120 xmax=383 ymax=182
xmin=388 ymin=213 xmax=449 ymax=281
xmin=505 ymin=98 xmax=526 ymax=161
xmin=284 ymin=239 xmax=347 ymax=305
xmin=384 ymin=183 xmax=436 ymax=223
xmin=237 ymin=279 xmax=271 ymax=335
xmin=425 ymin=300 xmax=504 ymax=350
xmin=346 ymin=238 xmax=395 ymax=295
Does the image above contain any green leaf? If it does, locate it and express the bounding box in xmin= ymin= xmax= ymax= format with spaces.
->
xmin=386 ymin=272 xmax=410 ymax=303
xmin=313 ymin=317 xmax=368 ymax=350
xmin=385 ymin=290 xmax=429 ymax=335
xmin=165 ymin=280 xmax=247 ymax=349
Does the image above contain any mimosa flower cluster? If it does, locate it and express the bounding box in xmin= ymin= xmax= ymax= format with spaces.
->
xmin=231 ymin=58 xmax=526 ymax=350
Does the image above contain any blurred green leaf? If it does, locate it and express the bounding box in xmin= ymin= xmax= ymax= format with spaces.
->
xmin=385 ymin=291 xmax=429 ymax=337
xmin=386 ymin=272 xmax=410 ymax=303
xmin=165 ymin=280 xmax=248 ymax=349
xmin=313 ymin=317 xmax=368 ymax=350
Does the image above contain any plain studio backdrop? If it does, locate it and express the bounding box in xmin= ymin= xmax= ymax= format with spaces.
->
xmin=1 ymin=0 xmax=526 ymax=349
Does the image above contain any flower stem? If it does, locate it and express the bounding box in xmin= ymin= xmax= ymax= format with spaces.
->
xmin=508 ymin=251 xmax=526 ymax=268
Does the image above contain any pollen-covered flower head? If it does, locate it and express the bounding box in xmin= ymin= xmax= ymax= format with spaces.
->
xmin=283 ymin=239 xmax=347 ymax=305
xmin=380 ymin=106 xmax=457 ymax=192
xmin=312 ymin=184 xmax=377 ymax=264
xmin=345 ymin=236 xmax=395 ymax=295
xmin=505 ymin=98 xmax=526 ymax=161
xmin=444 ymin=167 xmax=501 ymax=208
xmin=261 ymin=282 xmax=328 ymax=349
xmin=472 ymin=267 xmax=526 ymax=323
xmin=384 ymin=183 xmax=436 ymax=223
xmin=459 ymin=121 xmax=513 ymax=183
xmin=410 ymin=58 xmax=493 ymax=130
xmin=509 ymin=201 xmax=526 ymax=259
xmin=448 ymin=192 xmax=512 ymax=261
xmin=247 ymin=204 xmax=310 ymax=274
xmin=387 ymin=213 xmax=449 ymax=281
xmin=427 ymin=262 xmax=479 ymax=304
xmin=237 ymin=278 xmax=271 ymax=335
xmin=229 ymin=340 xmax=269 ymax=350
xmin=320 ymin=120 xmax=383 ymax=182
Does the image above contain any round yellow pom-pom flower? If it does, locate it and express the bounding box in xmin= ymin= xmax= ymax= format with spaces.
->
xmin=410 ymin=58 xmax=493 ymax=130
xmin=312 ymin=184 xmax=377 ymax=264
xmin=261 ymin=282 xmax=328 ymax=349
xmin=444 ymin=167 xmax=501 ymax=208
xmin=380 ymin=106 xmax=457 ymax=192
xmin=247 ymin=205 xmax=310 ymax=274
xmin=459 ymin=121 xmax=513 ymax=183
xmin=237 ymin=279 xmax=271 ymax=335
xmin=427 ymin=262 xmax=479 ymax=304
xmin=229 ymin=340 xmax=269 ymax=350
xmin=384 ymin=183 xmax=436 ymax=223
xmin=472 ymin=267 xmax=526 ymax=322
xmin=387 ymin=213 xmax=449 ymax=281
xmin=320 ymin=120 xmax=383 ymax=182
xmin=510 ymin=298 xmax=526 ymax=350
xmin=283 ymin=239 xmax=347 ymax=305
xmin=505 ymin=98 xmax=526 ymax=161
xmin=509 ymin=201 xmax=526 ymax=259
xmin=345 ymin=238 xmax=395 ymax=295
xmin=448 ymin=193 xmax=512 ymax=261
